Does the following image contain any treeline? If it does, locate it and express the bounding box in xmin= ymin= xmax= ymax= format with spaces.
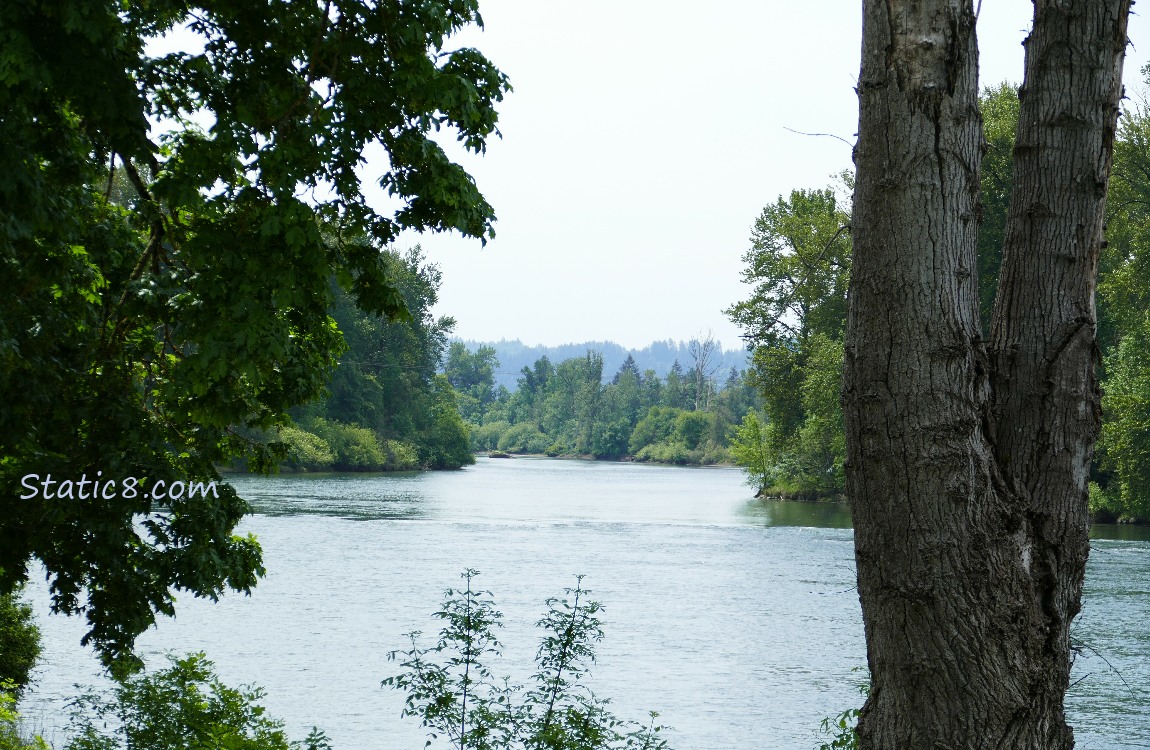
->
xmin=446 ymin=340 xmax=760 ymax=464
xmin=275 ymin=247 xmax=474 ymax=472
xmin=456 ymin=338 xmax=748 ymax=389
xmin=727 ymin=80 xmax=1150 ymax=521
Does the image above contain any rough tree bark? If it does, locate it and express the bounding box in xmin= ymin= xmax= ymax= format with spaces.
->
xmin=843 ymin=1 xmax=1130 ymax=748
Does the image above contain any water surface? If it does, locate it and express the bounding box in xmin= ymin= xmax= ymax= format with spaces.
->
xmin=21 ymin=458 xmax=1150 ymax=749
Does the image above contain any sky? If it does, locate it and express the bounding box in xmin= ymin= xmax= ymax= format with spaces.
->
xmin=361 ymin=1 xmax=1150 ymax=352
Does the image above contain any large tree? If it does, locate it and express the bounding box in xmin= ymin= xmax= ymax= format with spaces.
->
xmin=0 ymin=1 xmax=508 ymax=672
xmin=844 ymin=1 xmax=1129 ymax=748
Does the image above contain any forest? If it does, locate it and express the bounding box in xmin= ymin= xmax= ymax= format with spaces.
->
xmin=446 ymin=340 xmax=759 ymax=464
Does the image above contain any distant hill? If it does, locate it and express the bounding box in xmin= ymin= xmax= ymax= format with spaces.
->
xmin=455 ymin=338 xmax=751 ymax=390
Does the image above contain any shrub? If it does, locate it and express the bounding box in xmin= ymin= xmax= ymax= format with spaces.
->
xmin=497 ymin=423 xmax=550 ymax=454
xmin=591 ymin=419 xmax=632 ymax=459
xmin=306 ymin=418 xmax=389 ymax=470
xmin=634 ymin=441 xmax=701 ymax=466
xmin=65 ymin=652 xmax=330 ymax=750
xmin=816 ymin=671 xmax=868 ymax=750
xmin=0 ymin=682 xmax=48 ymax=750
xmin=471 ymin=421 xmax=511 ymax=451
xmin=385 ymin=440 xmax=422 ymax=471
xmin=280 ymin=426 xmax=336 ymax=471
xmin=629 ymin=407 xmax=682 ymax=454
xmin=384 ymin=570 xmax=671 ymax=750
xmin=672 ymin=411 xmax=713 ymax=451
xmin=0 ymin=589 xmax=40 ymax=699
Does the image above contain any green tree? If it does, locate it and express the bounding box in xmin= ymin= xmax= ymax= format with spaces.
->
xmin=1093 ymin=70 xmax=1150 ymax=521
xmin=446 ymin=343 xmax=500 ymax=423
xmin=726 ymin=187 xmax=850 ymax=497
xmin=66 ymin=653 xmax=330 ymax=750
xmin=977 ymin=83 xmax=1020 ymax=332
xmin=0 ymin=1 xmax=508 ymax=670
xmin=295 ymin=247 xmax=472 ymax=470
xmin=730 ymin=412 xmax=772 ymax=495
xmin=727 ymin=188 xmax=851 ymax=351
xmin=0 ymin=589 xmax=40 ymax=700
xmin=1096 ymin=316 xmax=1150 ymax=521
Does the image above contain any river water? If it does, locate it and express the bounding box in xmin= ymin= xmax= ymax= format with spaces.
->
xmin=20 ymin=457 xmax=1150 ymax=749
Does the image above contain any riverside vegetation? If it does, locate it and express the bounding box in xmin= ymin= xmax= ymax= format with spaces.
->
xmin=445 ymin=340 xmax=761 ymax=467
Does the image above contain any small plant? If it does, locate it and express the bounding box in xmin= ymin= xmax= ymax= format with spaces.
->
xmin=0 ymin=588 xmax=42 ymax=700
xmin=0 ymin=681 xmax=49 ymax=750
xmin=384 ymin=570 xmax=671 ymax=750
xmin=817 ymin=706 xmax=860 ymax=750
xmin=816 ymin=671 xmax=869 ymax=750
xmin=65 ymin=652 xmax=331 ymax=750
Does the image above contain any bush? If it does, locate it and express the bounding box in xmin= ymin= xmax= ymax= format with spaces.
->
xmin=306 ymin=418 xmax=389 ymax=470
xmin=280 ymin=426 xmax=336 ymax=471
xmin=629 ymin=407 xmax=682 ymax=454
xmin=700 ymin=443 xmax=730 ymax=466
xmin=384 ymin=570 xmax=671 ymax=750
xmin=0 ymin=682 xmax=48 ymax=750
xmin=816 ymin=674 xmax=868 ymax=750
xmin=591 ymin=419 xmax=632 ymax=459
xmin=471 ymin=421 xmax=510 ymax=451
xmin=66 ymin=652 xmax=330 ymax=750
xmin=497 ymin=423 xmax=550 ymax=454
xmin=672 ymin=411 xmax=713 ymax=451
xmin=0 ymin=589 xmax=40 ymax=699
xmin=385 ymin=440 xmax=422 ymax=471
xmin=634 ymin=441 xmax=701 ymax=466
xmin=420 ymin=375 xmax=476 ymax=469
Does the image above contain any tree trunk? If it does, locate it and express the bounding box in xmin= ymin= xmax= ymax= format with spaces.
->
xmin=844 ymin=1 xmax=1129 ymax=747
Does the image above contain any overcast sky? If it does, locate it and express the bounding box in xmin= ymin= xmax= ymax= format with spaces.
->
xmin=372 ymin=2 xmax=1150 ymax=352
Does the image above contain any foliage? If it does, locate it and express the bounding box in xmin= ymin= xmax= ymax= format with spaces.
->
xmin=297 ymin=418 xmax=422 ymax=472
xmin=977 ymin=82 xmax=1020 ymax=333
xmin=0 ymin=0 xmax=507 ymax=668
xmin=384 ymin=570 xmax=671 ymax=750
xmin=278 ymin=427 xmax=336 ymax=472
xmin=447 ymin=344 xmax=502 ymax=423
xmin=1091 ymin=70 xmax=1150 ymax=522
xmin=815 ymin=672 xmax=868 ymax=750
xmin=66 ymin=652 xmax=330 ymax=750
xmin=726 ymin=188 xmax=851 ymax=351
xmin=726 ymin=187 xmax=850 ymax=498
xmin=0 ymin=683 xmax=49 ymax=750
xmin=729 ymin=413 xmax=772 ymax=494
xmin=497 ymin=423 xmax=552 ymax=455
xmin=295 ymin=248 xmax=474 ymax=471
xmin=817 ymin=707 xmax=860 ymax=750
xmin=633 ymin=442 xmax=701 ymax=466
xmin=462 ymin=343 xmax=759 ymax=467
xmin=421 ymin=376 xmax=475 ymax=470
xmin=1096 ymin=316 xmax=1150 ymax=521
xmin=628 ymin=407 xmax=682 ymax=455
xmin=472 ymin=421 xmax=512 ymax=452
xmin=0 ymin=589 xmax=40 ymax=700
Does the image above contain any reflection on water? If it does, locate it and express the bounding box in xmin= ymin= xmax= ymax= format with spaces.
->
xmin=21 ymin=458 xmax=1150 ymax=750
xmin=739 ymin=498 xmax=854 ymax=529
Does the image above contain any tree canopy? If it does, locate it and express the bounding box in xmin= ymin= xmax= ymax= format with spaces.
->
xmin=0 ymin=0 xmax=509 ymax=672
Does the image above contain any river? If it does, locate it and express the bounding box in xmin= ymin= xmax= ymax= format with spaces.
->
xmin=19 ymin=457 xmax=1150 ymax=749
